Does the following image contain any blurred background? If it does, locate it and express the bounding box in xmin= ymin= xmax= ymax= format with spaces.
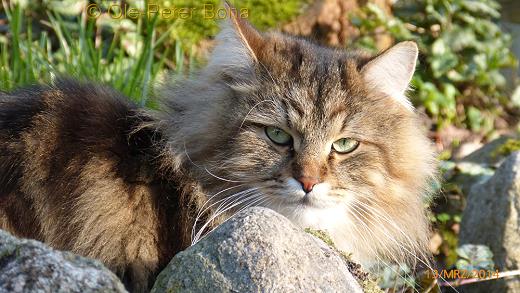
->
xmin=1 ymin=0 xmax=519 ymax=292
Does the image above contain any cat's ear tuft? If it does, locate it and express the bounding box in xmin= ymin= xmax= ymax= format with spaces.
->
xmin=361 ymin=41 xmax=418 ymax=109
xmin=207 ymin=2 xmax=264 ymax=72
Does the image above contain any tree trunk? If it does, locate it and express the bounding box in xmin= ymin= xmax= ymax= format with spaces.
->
xmin=283 ymin=0 xmax=393 ymax=49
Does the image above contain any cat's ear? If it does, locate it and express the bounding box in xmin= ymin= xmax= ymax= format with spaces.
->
xmin=207 ymin=1 xmax=264 ymax=72
xmin=361 ymin=41 xmax=418 ymax=109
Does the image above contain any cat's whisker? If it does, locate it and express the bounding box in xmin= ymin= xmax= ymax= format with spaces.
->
xmin=183 ymin=140 xmax=246 ymax=183
xmin=195 ymin=187 xmax=245 ymax=221
xmin=195 ymin=185 xmax=246 ymax=218
xmin=336 ymin=187 xmax=430 ymax=266
xmin=192 ymin=190 xmax=262 ymax=244
xmin=351 ymin=204 xmax=408 ymax=267
xmin=212 ymin=188 xmax=260 ymax=215
xmin=346 ymin=208 xmax=406 ymax=285
xmin=352 ymin=194 xmax=437 ymax=280
xmin=349 ymin=202 xmax=454 ymax=293
xmin=238 ymin=99 xmax=277 ymax=130
xmin=349 ymin=227 xmax=411 ymax=292
xmin=351 ymin=195 xmax=430 ymax=266
xmin=193 ymin=193 xmax=264 ymax=244
xmin=260 ymin=62 xmax=286 ymax=97
xmin=203 ymin=167 xmax=245 ymax=183
xmin=193 ymin=191 xmax=257 ymax=244
xmin=202 ymin=156 xmax=257 ymax=183
xmin=191 ymin=184 xmax=246 ymax=242
xmin=348 ymin=207 xmax=420 ymax=293
xmin=348 ymin=196 xmax=424 ymax=263
xmin=201 ymin=193 xmax=269 ymax=239
xmin=349 ymin=202 xmax=421 ymax=284
xmin=350 ymin=201 xmax=442 ymax=292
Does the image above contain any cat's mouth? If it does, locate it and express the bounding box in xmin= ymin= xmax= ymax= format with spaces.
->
xmin=258 ymin=178 xmax=337 ymax=209
xmin=299 ymin=190 xmax=334 ymax=209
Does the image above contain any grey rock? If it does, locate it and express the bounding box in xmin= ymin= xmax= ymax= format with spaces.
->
xmin=459 ymin=151 xmax=520 ymax=292
xmin=0 ymin=229 xmax=127 ymax=293
xmin=451 ymin=136 xmax=513 ymax=195
xmin=460 ymin=136 xmax=512 ymax=167
xmin=152 ymin=207 xmax=364 ymax=293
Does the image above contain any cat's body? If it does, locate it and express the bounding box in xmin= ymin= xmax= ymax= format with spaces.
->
xmin=0 ymin=5 xmax=436 ymax=293
xmin=0 ymin=81 xmax=195 ymax=291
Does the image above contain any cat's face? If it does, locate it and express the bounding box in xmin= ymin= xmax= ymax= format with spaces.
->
xmin=171 ymin=9 xmax=437 ymax=268
xmin=221 ymin=64 xmax=393 ymax=211
xmin=209 ymin=41 xmax=431 ymax=261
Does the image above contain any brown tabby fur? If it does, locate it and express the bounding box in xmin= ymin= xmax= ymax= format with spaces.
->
xmin=0 ymin=5 xmax=436 ymax=293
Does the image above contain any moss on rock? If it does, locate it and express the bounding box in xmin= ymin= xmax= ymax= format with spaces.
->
xmin=492 ymin=138 xmax=520 ymax=158
xmin=304 ymin=228 xmax=383 ymax=293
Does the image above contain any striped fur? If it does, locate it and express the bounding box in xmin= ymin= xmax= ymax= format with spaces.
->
xmin=0 ymin=8 xmax=437 ymax=292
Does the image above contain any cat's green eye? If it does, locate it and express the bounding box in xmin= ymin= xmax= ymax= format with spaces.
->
xmin=265 ymin=126 xmax=292 ymax=146
xmin=332 ymin=138 xmax=359 ymax=154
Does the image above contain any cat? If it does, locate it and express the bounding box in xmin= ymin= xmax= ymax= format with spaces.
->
xmin=0 ymin=4 xmax=437 ymax=292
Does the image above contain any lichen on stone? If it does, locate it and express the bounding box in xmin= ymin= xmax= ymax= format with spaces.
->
xmin=362 ymin=279 xmax=385 ymax=293
xmin=304 ymin=227 xmax=383 ymax=292
xmin=304 ymin=228 xmax=336 ymax=248
xmin=491 ymin=138 xmax=520 ymax=158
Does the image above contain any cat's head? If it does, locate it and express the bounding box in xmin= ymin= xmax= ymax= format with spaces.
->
xmin=162 ymin=4 xmax=437 ymax=269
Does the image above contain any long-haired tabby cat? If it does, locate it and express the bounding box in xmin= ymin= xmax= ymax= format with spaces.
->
xmin=0 ymin=4 xmax=436 ymax=292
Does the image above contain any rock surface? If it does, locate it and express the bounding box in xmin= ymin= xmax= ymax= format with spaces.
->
xmin=459 ymin=151 xmax=520 ymax=292
xmin=0 ymin=229 xmax=127 ymax=293
xmin=152 ymin=207 xmax=365 ymax=293
xmin=451 ymin=136 xmax=512 ymax=195
xmin=458 ymin=136 xmax=512 ymax=167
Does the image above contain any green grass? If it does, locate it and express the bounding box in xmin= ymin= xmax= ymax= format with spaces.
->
xmin=0 ymin=0 xmax=308 ymax=105
xmin=0 ymin=1 xmax=188 ymax=107
xmin=158 ymin=0 xmax=308 ymax=52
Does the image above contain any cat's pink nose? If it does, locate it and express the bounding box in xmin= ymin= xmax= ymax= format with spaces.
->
xmin=297 ymin=176 xmax=319 ymax=193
